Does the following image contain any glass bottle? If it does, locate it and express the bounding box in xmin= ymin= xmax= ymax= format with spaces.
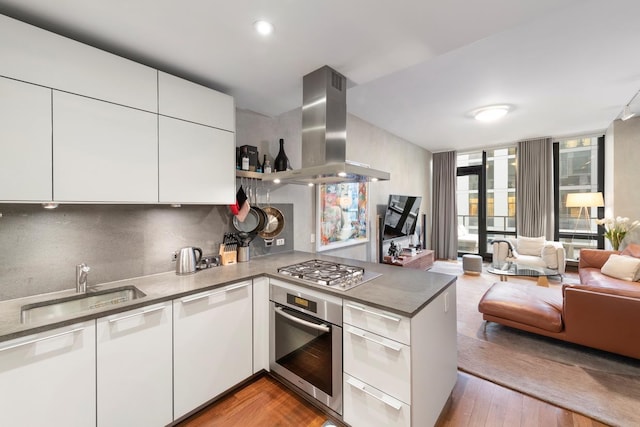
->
xmin=235 ymin=147 xmax=241 ymax=170
xmin=263 ymin=158 xmax=272 ymax=174
xmin=274 ymin=138 xmax=289 ymax=172
xmin=241 ymin=147 xmax=250 ymax=171
xmin=256 ymin=151 xmax=263 ymax=173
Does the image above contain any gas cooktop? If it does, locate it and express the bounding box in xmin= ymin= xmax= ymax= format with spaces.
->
xmin=276 ymin=259 xmax=380 ymax=291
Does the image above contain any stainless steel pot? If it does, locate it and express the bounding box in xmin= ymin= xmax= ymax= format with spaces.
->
xmin=258 ymin=189 xmax=285 ymax=246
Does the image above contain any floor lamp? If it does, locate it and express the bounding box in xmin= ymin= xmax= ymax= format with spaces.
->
xmin=565 ymin=192 xmax=604 ymax=235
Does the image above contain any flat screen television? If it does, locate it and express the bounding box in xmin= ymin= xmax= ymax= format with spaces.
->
xmin=382 ymin=195 xmax=422 ymax=241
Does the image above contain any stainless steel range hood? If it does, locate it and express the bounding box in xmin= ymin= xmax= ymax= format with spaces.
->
xmin=262 ymin=66 xmax=390 ymax=185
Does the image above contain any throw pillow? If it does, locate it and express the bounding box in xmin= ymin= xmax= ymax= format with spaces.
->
xmin=621 ymin=243 xmax=640 ymax=259
xmin=517 ymin=235 xmax=545 ymax=256
xmin=541 ymin=245 xmax=559 ymax=269
xmin=601 ymin=254 xmax=640 ymax=282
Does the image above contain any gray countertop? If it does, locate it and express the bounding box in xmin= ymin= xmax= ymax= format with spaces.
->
xmin=0 ymin=251 xmax=456 ymax=343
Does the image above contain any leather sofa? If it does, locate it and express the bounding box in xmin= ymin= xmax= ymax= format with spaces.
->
xmin=478 ymin=244 xmax=640 ymax=359
xmin=492 ymin=237 xmax=566 ymax=275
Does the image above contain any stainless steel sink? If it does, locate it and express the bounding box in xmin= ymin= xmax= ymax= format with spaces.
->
xmin=20 ymin=286 xmax=146 ymax=324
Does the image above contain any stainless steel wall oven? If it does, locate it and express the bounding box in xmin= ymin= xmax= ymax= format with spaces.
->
xmin=269 ymin=279 xmax=343 ymax=414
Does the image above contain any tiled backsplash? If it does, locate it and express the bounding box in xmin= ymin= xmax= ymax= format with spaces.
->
xmin=0 ymin=203 xmax=293 ymax=301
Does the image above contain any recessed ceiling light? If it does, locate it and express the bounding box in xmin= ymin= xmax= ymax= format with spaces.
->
xmin=253 ymin=20 xmax=274 ymax=36
xmin=42 ymin=202 xmax=58 ymax=209
xmin=473 ymin=105 xmax=510 ymax=122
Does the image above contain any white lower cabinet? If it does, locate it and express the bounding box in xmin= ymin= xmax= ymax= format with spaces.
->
xmin=0 ymin=321 xmax=96 ymax=426
xmin=344 ymin=374 xmax=411 ymax=427
xmin=173 ymin=281 xmax=253 ymax=420
xmin=343 ymin=283 xmax=457 ymax=427
xmin=96 ymin=301 xmax=173 ymax=427
xmin=252 ymin=276 xmax=270 ymax=373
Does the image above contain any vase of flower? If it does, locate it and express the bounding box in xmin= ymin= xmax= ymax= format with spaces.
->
xmin=596 ymin=216 xmax=640 ymax=250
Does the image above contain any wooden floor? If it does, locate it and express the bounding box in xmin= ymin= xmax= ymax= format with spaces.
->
xmin=178 ymin=372 xmax=609 ymax=427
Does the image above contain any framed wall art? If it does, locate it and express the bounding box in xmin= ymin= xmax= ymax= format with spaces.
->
xmin=317 ymin=182 xmax=369 ymax=251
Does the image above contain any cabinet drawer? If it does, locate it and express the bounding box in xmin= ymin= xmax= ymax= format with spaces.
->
xmin=343 ymin=301 xmax=410 ymax=345
xmin=344 ymin=324 xmax=411 ymax=403
xmin=343 ymin=374 xmax=410 ymax=427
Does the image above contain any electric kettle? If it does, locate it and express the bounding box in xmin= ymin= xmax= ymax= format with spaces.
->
xmin=176 ymin=246 xmax=203 ymax=275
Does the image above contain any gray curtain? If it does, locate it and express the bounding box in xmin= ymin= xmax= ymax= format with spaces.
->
xmin=516 ymin=138 xmax=554 ymax=239
xmin=431 ymin=151 xmax=458 ymax=260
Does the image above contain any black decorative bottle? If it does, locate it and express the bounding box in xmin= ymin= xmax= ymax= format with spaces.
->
xmin=255 ymin=151 xmax=263 ymax=173
xmin=274 ymin=138 xmax=289 ymax=172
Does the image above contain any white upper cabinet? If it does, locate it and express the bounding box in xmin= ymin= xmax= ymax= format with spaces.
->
xmin=0 ymin=77 xmax=52 ymax=201
xmin=1 ymin=15 xmax=236 ymax=205
xmin=53 ymin=91 xmax=158 ymax=202
xmin=159 ymin=116 xmax=235 ymax=204
xmin=158 ymin=71 xmax=235 ymax=131
xmin=0 ymin=14 xmax=157 ymax=112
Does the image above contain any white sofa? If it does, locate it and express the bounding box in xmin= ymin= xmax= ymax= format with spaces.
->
xmin=492 ymin=236 xmax=566 ymax=274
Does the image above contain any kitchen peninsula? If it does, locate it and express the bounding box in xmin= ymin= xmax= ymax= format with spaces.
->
xmin=0 ymin=252 xmax=457 ymax=427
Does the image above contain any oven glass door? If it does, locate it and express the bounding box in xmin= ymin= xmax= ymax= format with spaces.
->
xmin=270 ymin=302 xmax=342 ymax=414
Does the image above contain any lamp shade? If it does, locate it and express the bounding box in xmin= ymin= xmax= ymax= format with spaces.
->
xmin=565 ymin=192 xmax=604 ymax=208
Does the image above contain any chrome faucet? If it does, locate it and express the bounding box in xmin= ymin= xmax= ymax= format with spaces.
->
xmin=76 ymin=263 xmax=91 ymax=293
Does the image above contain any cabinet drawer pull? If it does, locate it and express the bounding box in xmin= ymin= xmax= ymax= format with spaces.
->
xmin=108 ymin=305 xmax=165 ymax=323
xmin=346 ymin=377 xmax=402 ymax=410
xmin=274 ymin=307 xmax=330 ymax=333
xmin=180 ymin=283 xmax=248 ymax=303
xmin=0 ymin=327 xmax=84 ymax=352
xmin=345 ymin=303 xmax=401 ymax=322
xmin=346 ymin=327 xmax=402 ymax=351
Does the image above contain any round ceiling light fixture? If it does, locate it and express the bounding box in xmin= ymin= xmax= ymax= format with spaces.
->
xmin=473 ymin=105 xmax=510 ymax=122
xmin=253 ymin=20 xmax=274 ymax=36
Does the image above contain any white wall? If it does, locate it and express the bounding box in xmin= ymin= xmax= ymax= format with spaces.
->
xmin=611 ymin=116 xmax=640 ymax=246
xmin=236 ymin=108 xmax=432 ymax=262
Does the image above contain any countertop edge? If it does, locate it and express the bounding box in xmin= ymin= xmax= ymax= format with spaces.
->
xmin=0 ymin=251 xmax=457 ymax=343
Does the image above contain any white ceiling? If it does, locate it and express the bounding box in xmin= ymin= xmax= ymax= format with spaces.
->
xmin=1 ymin=0 xmax=639 ymax=152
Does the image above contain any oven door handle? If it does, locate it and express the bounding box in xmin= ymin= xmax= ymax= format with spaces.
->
xmin=274 ymin=306 xmax=330 ymax=333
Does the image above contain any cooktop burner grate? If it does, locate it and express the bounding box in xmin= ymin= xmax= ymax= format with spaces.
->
xmin=277 ymin=259 xmax=366 ymax=288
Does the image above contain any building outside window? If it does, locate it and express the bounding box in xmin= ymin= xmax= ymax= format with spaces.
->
xmin=457 ymin=149 xmax=516 ymax=256
xmin=486 ymin=147 xmax=517 ymax=239
xmin=555 ymin=136 xmax=604 ymax=260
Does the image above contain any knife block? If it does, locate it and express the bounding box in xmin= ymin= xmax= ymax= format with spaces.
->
xmin=219 ymin=244 xmax=237 ymax=266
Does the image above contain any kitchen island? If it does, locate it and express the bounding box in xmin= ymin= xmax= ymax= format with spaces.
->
xmin=0 ymin=251 xmax=457 ymax=427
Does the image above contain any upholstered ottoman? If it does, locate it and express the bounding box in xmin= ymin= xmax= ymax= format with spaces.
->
xmin=462 ymin=254 xmax=483 ymax=275
xmin=478 ymin=281 xmax=563 ymax=332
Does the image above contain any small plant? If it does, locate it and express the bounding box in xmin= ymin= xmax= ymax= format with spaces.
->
xmin=595 ymin=216 xmax=640 ymax=250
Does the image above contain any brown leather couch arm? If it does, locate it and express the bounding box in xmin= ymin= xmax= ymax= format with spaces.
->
xmin=563 ymin=287 xmax=640 ymax=359
xmin=578 ymin=249 xmax=619 ymax=270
